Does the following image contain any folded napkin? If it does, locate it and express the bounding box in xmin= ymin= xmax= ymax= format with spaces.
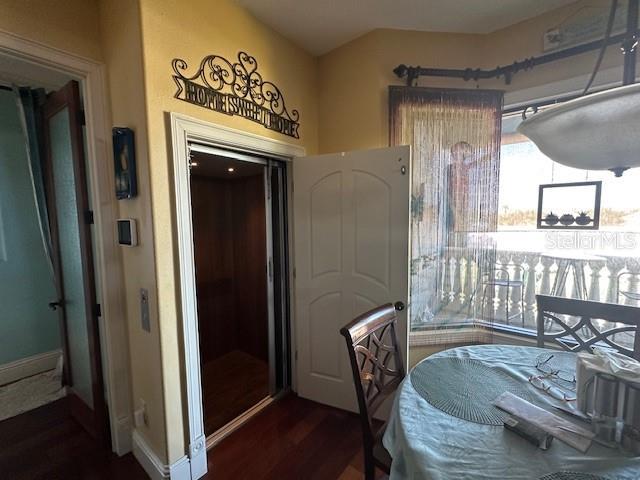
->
xmin=494 ymin=392 xmax=595 ymax=453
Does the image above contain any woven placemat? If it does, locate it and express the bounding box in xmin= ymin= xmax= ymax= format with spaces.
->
xmin=410 ymin=357 xmax=533 ymax=425
xmin=539 ymin=472 xmax=610 ymax=480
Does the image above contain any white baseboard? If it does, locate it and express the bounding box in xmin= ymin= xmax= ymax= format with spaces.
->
xmin=206 ymin=396 xmax=272 ymax=449
xmin=0 ymin=349 xmax=62 ymax=386
xmin=132 ymin=429 xmax=193 ymax=480
xmin=114 ymin=415 xmax=133 ymax=456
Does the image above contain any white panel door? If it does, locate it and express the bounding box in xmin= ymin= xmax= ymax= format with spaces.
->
xmin=293 ymin=146 xmax=410 ymax=411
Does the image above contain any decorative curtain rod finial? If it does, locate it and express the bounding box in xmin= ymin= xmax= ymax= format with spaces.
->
xmin=393 ymin=64 xmax=408 ymax=79
xmin=392 ymin=64 xmax=421 ymax=86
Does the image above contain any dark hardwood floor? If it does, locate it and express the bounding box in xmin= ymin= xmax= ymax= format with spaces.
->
xmin=205 ymin=394 xmax=383 ymax=480
xmin=0 ymin=397 xmax=147 ymax=480
xmin=202 ymin=349 xmax=269 ymax=436
xmin=1 ymin=394 xmax=380 ymax=479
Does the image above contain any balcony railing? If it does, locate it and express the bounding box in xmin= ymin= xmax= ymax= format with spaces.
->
xmin=428 ymin=248 xmax=640 ymax=332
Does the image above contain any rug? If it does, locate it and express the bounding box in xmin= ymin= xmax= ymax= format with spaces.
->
xmin=0 ymin=369 xmax=66 ymax=422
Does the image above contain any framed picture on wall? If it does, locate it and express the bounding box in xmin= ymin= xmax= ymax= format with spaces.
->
xmin=112 ymin=127 xmax=138 ymax=199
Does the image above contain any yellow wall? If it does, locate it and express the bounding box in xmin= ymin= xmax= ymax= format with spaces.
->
xmin=136 ymin=0 xmax=319 ymax=463
xmin=480 ymin=0 xmax=627 ymax=92
xmin=0 ymin=0 xmax=103 ymax=61
xmin=98 ymin=0 xmax=168 ymax=460
xmin=319 ymin=29 xmax=482 ymax=153
xmin=0 ymin=0 xmax=318 ymax=465
xmin=318 ymin=0 xmax=630 ymax=154
xmin=1 ymin=0 xmax=634 ymax=468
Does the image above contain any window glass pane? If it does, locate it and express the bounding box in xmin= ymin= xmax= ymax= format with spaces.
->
xmin=495 ymin=113 xmax=640 ymax=340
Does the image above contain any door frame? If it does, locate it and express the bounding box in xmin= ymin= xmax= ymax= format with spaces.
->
xmin=0 ymin=29 xmax=132 ymax=454
xmin=43 ymin=80 xmax=109 ymax=440
xmin=170 ymin=113 xmax=304 ymax=477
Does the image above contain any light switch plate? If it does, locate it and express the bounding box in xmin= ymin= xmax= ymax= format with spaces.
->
xmin=140 ymin=288 xmax=150 ymax=332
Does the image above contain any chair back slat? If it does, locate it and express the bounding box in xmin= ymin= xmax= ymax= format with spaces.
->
xmin=536 ymin=294 xmax=640 ymax=360
xmin=340 ymin=304 xmax=405 ymax=444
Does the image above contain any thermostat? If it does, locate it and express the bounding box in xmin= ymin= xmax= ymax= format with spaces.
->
xmin=117 ymin=219 xmax=138 ymax=247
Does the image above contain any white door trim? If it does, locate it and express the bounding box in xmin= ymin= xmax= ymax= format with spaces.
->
xmin=170 ymin=112 xmax=304 ymax=479
xmin=0 ymin=29 xmax=132 ymax=455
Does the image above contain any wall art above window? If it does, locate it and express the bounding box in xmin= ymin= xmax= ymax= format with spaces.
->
xmin=171 ymin=51 xmax=300 ymax=139
xmin=537 ymin=181 xmax=602 ymax=230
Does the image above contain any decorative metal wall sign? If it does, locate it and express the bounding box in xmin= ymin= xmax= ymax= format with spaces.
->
xmin=172 ymin=51 xmax=300 ymax=139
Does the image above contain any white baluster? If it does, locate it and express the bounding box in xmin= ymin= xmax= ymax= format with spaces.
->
xmin=438 ymin=249 xmax=451 ymax=305
xmin=495 ymin=252 xmax=512 ymax=324
xmin=450 ymin=250 xmax=464 ymax=310
xmin=627 ymin=273 xmax=640 ymax=306
xmin=467 ymin=256 xmax=480 ymax=319
xmin=539 ymin=255 xmax=554 ymax=296
xmin=524 ymin=253 xmax=539 ymax=312
xmin=510 ymin=252 xmax=526 ymax=323
xmin=605 ymin=257 xmax=626 ymax=304
xmin=624 ymin=258 xmax=640 ymax=306
xmin=462 ymin=256 xmax=473 ymax=307
xmin=587 ymin=259 xmax=605 ymax=302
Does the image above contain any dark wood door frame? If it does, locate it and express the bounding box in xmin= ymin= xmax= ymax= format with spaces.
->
xmin=42 ymin=80 xmax=109 ymax=442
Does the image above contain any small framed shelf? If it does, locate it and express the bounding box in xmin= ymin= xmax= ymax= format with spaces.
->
xmin=536 ymin=181 xmax=602 ymax=230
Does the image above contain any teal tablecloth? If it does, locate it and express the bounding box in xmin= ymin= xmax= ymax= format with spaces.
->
xmin=383 ymin=345 xmax=640 ymax=480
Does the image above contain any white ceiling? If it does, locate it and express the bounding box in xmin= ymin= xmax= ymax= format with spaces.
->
xmin=0 ymin=55 xmax=73 ymax=92
xmin=237 ymin=0 xmax=577 ymax=55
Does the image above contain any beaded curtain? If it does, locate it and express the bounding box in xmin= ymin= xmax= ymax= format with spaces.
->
xmin=390 ymin=87 xmax=503 ymax=342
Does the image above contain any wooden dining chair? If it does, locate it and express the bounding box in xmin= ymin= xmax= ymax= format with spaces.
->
xmin=340 ymin=304 xmax=406 ymax=480
xmin=536 ymin=294 xmax=640 ymax=360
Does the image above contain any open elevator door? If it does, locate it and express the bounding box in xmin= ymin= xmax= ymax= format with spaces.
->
xmin=292 ymin=146 xmax=411 ymax=412
xmin=188 ymin=144 xmax=290 ymax=437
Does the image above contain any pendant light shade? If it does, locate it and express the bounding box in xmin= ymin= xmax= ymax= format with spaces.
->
xmin=517 ymin=83 xmax=640 ymax=176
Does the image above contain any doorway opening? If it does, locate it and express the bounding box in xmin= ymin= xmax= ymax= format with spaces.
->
xmin=0 ymin=61 xmax=109 ymax=457
xmin=189 ymin=144 xmax=290 ymax=441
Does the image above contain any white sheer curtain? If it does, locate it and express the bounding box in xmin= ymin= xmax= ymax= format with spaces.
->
xmin=13 ymin=86 xmax=53 ymax=276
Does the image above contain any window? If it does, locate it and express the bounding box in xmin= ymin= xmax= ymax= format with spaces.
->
xmin=500 ymin=113 xmax=640 ymax=236
xmin=404 ymin=88 xmax=640 ymax=356
xmin=411 ymin=107 xmax=640 ymax=346
xmin=490 ymin=112 xmax=640 ymax=334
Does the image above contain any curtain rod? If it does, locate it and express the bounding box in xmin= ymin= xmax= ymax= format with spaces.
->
xmin=503 ymin=92 xmax=584 ymax=116
xmin=393 ymin=30 xmax=633 ymax=86
xmin=394 ymin=0 xmax=639 ymax=87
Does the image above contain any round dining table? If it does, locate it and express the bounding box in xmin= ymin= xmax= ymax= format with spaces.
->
xmin=383 ymin=345 xmax=640 ymax=480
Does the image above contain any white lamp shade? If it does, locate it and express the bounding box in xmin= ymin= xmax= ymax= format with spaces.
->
xmin=517 ymin=83 xmax=640 ymax=173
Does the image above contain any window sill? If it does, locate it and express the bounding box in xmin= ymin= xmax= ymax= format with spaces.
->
xmin=409 ymin=323 xmax=539 ymax=348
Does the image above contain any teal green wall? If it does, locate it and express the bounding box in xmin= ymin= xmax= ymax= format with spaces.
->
xmin=0 ymin=90 xmax=61 ymax=365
